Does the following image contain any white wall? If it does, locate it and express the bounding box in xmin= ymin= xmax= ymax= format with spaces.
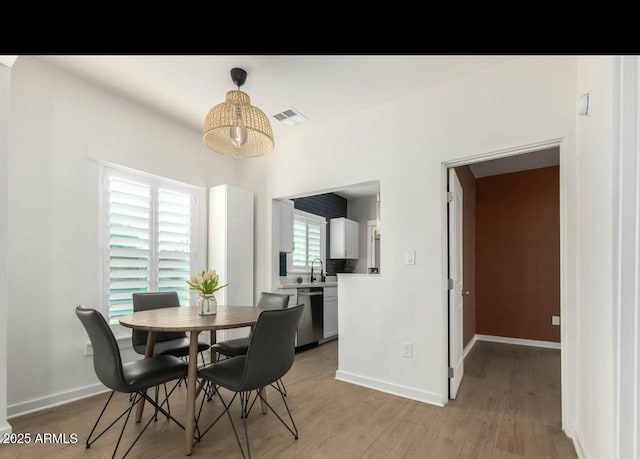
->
xmin=346 ymin=196 xmax=376 ymax=273
xmin=613 ymin=56 xmax=640 ymax=459
xmin=239 ymin=57 xmax=579 ymax=409
xmin=574 ymin=56 xmax=616 ymax=459
xmin=0 ymin=63 xmax=12 ymax=434
xmin=6 ymin=57 xmax=239 ymax=415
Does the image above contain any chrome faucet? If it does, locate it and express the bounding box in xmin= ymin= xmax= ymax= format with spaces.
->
xmin=310 ymin=258 xmax=324 ymax=283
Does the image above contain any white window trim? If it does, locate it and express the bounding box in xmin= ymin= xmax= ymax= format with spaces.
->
xmin=99 ymin=162 xmax=207 ymax=324
xmin=287 ymin=209 xmax=326 ymax=274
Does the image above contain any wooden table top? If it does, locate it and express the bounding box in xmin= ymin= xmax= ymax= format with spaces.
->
xmin=118 ymin=305 xmax=262 ymax=332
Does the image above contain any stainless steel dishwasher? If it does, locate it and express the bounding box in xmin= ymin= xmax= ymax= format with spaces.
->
xmin=296 ymin=287 xmax=323 ymax=347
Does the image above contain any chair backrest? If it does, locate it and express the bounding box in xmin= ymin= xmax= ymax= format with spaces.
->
xmin=75 ymin=306 xmax=129 ymax=393
xmin=256 ymin=292 xmax=290 ymax=310
xmin=131 ymin=292 xmax=186 ymax=348
xmin=240 ymin=304 xmax=304 ymax=391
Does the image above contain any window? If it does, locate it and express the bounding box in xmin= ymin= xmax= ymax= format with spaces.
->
xmin=290 ymin=209 xmax=326 ymax=272
xmin=102 ymin=166 xmax=202 ymax=322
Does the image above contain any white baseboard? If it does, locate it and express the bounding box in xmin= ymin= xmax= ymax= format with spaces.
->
xmin=475 ymin=334 xmax=561 ymax=350
xmin=7 ymin=383 xmax=109 ymax=419
xmin=463 ymin=335 xmax=478 ymax=359
xmin=335 ymin=370 xmax=445 ymax=407
xmin=570 ymin=429 xmax=587 ymax=459
xmin=0 ymin=422 xmax=12 ymax=435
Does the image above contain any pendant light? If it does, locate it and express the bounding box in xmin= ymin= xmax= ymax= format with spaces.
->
xmin=203 ymin=67 xmax=274 ymax=157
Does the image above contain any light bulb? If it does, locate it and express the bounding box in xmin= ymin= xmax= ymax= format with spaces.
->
xmin=230 ymin=125 xmax=248 ymax=147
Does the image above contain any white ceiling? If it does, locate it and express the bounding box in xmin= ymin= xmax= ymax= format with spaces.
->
xmin=468 ymin=147 xmax=560 ymax=178
xmin=39 ymin=55 xmax=514 ymax=140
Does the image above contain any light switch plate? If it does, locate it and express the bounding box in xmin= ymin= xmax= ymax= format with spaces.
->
xmin=401 ymin=342 xmax=413 ymax=358
xmin=405 ymin=250 xmax=416 ymax=265
xmin=552 ymin=315 xmax=560 ymax=326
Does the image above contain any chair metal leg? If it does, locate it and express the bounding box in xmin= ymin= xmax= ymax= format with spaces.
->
xmin=163 ymin=383 xmax=171 ymax=418
xmin=85 ymin=391 xmax=116 ymax=449
xmin=241 ymin=392 xmax=252 ymax=459
xmin=86 ymin=393 xmax=140 ymax=451
xmin=196 ymin=388 xmax=243 ymax=450
xmin=154 ymin=386 xmax=159 ymax=421
xmin=119 ymin=391 xmax=186 ymax=459
xmin=256 ymin=386 xmax=299 ymax=439
xmin=277 ymin=378 xmax=288 ymax=397
xmin=111 ymin=393 xmax=137 ymax=459
xmin=196 ymin=384 xmax=297 ymax=458
xmin=85 ymin=384 xmax=186 ymax=458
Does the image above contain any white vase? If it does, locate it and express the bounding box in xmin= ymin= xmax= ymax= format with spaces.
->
xmin=198 ymin=293 xmax=217 ymax=315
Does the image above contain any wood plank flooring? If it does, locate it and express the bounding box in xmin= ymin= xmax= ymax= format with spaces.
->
xmin=0 ymin=340 xmax=577 ymax=458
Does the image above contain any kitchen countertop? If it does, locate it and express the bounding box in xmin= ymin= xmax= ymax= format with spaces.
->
xmin=279 ymin=281 xmax=338 ymax=289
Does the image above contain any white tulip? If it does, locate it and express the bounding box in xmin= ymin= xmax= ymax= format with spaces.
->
xmin=196 ymin=274 xmax=205 ymax=284
xmin=203 ymin=270 xmax=214 ymax=281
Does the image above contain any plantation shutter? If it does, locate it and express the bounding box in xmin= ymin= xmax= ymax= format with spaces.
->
xmin=106 ymin=175 xmax=152 ymax=318
xmin=104 ymin=167 xmax=198 ymax=321
xmin=292 ymin=219 xmax=307 ymax=267
xmin=307 ymin=222 xmax=322 ymax=263
xmin=157 ymin=188 xmax=192 ymax=306
xmin=291 ymin=210 xmax=325 ymax=270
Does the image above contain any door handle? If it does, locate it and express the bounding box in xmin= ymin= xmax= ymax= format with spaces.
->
xmin=462 ymin=291 xmax=470 ymax=296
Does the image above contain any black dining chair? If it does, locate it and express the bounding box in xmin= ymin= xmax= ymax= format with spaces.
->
xmin=195 ymin=304 xmax=304 ymax=459
xmin=211 ymin=292 xmax=290 ymax=358
xmin=132 ymin=291 xmax=210 ymax=416
xmin=76 ymin=306 xmax=188 ymax=459
xmin=131 ymin=291 xmax=210 ymax=364
xmin=210 ymin=292 xmax=290 ymax=396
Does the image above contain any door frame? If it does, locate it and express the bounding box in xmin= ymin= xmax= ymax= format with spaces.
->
xmin=448 ymin=168 xmax=464 ymax=398
xmin=440 ymin=137 xmax=573 ymax=433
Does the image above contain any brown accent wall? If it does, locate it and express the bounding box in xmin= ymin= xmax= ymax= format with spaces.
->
xmin=454 ymin=166 xmax=476 ymax=348
xmin=475 ymin=166 xmax=560 ymax=342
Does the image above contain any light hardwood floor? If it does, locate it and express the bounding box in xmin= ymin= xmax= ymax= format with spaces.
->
xmin=1 ymin=340 xmax=576 ymax=458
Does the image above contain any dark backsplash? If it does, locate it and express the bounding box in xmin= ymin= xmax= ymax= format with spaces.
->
xmin=279 ymin=193 xmax=348 ymax=276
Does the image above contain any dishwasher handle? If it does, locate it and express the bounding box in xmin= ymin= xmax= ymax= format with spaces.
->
xmin=298 ymin=291 xmax=323 ymax=297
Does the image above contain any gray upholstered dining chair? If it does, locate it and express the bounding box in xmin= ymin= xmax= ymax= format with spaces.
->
xmin=210 ymin=292 xmax=291 ymax=396
xmin=195 ymin=304 xmax=304 ymax=459
xmin=131 ymin=292 xmax=209 ymax=364
xmin=76 ymin=306 xmax=188 ymax=459
xmin=211 ymin=292 xmax=290 ymax=358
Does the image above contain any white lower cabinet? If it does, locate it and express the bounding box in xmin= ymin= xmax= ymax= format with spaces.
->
xmin=323 ymin=287 xmax=338 ymax=339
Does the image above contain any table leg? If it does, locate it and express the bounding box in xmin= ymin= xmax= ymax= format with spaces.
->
xmin=259 ymin=387 xmax=268 ymax=414
xmin=185 ymin=331 xmax=199 ymax=455
xmin=136 ymin=331 xmax=157 ymax=423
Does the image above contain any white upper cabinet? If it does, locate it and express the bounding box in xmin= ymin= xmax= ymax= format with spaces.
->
xmin=277 ymin=199 xmax=294 ymax=253
xmin=329 ymin=217 xmax=359 ymax=259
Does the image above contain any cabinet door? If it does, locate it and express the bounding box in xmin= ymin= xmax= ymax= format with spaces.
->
xmin=329 ymin=218 xmax=346 ymax=258
xmin=345 ymin=219 xmax=359 ymax=259
xmin=323 ymin=297 xmax=338 ymax=338
xmin=278 ymin=200 xmax=294 ymax=253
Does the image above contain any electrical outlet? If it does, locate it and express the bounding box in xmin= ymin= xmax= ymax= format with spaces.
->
xmin=401 ymin=342 xmax=413 ymax=358
xmin=552 ymin=315 xmax=560 ymax=326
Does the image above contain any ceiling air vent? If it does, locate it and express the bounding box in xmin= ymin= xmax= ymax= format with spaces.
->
xmin=272 ymin=107 xmax=307 ymax=126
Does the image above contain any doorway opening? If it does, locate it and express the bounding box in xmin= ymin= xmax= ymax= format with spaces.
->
xmin=444 ymin=140 xmax=566 ymax=430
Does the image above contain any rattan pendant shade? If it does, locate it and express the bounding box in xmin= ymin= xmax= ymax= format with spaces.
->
xmin=203 ymin=69 xmax=274 ymax=157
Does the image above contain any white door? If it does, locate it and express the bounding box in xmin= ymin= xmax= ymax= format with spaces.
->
xmin=448 ymin=168 xmax=464 ymax=399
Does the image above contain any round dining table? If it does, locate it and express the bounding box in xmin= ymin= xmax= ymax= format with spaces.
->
xmin=119 ymin=305 xmax=263 ymax=456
